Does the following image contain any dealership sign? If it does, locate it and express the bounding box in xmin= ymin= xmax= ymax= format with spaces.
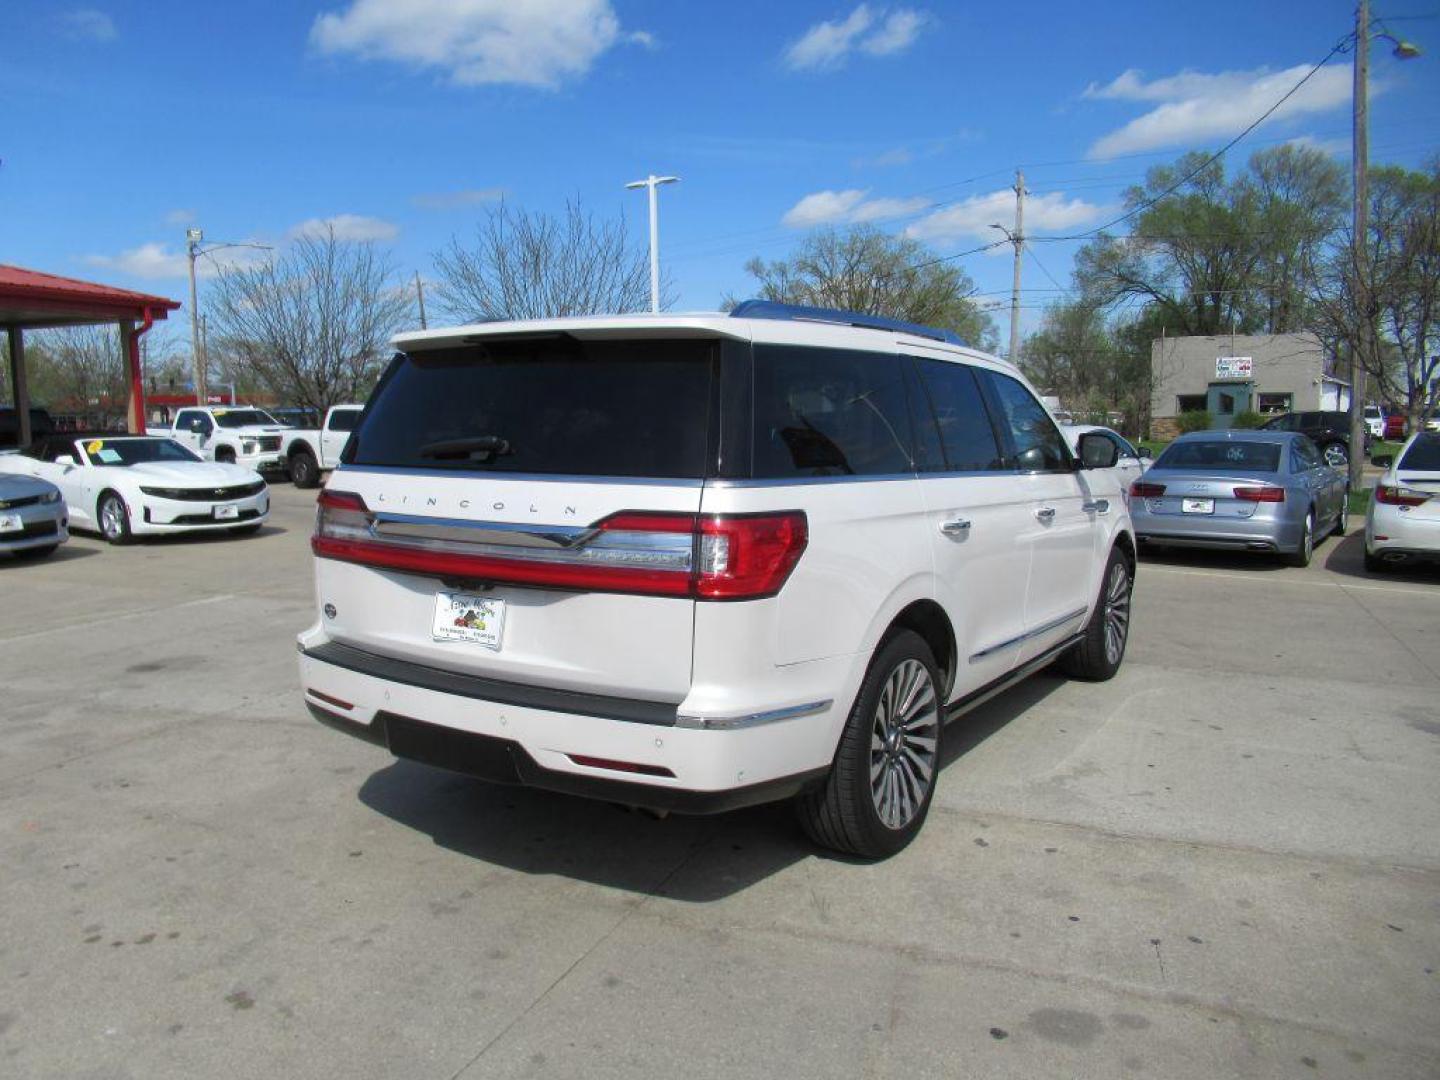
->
xmin=1215 ymin=356 xmax=1253 ymax=379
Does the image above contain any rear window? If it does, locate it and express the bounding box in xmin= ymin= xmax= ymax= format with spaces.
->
xmin=1156 ymin=440 xmax=1282 ymax=472
xmin=1398 ymin=434 xmax=1440 ymax=471
xmin=349 ymin=338 xmax=715 ymax=479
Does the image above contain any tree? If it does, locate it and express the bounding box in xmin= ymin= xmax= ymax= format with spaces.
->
xmin=208 ymin=228 xmax=409 ymax=413
xmin=734 ymin=226 xmax=995 ymax=348
xmin=1074 ymin=146 xmax=1346 ymax=336
xmin=1021 ymin=301 xmax=1151 ymax=434
xmin=3 ymin=326 xmax=130 ymax=427
xmin=433 ymin=200 xmax=656 ymax=321
xmin=1312 ymin=161 xmax=1440 ymax=431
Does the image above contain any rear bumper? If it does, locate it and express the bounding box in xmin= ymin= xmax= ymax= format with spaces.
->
xmin=1366 ymin=505 xmax=1440 ymax=561
xmin=306 ymin=702 xmax=826 ymax=813
xmin=1132 ymin=507 xmax=1301 ymax=552
xmin=298 ymin=636 xmax=841 ymax=812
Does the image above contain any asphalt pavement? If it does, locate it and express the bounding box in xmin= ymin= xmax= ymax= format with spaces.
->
xmin=1 ymin=483 xmax=1436 ymax=1079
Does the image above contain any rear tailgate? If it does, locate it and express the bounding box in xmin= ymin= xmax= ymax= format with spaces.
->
xmin=311 ymin=335 xmax=723 ymax=703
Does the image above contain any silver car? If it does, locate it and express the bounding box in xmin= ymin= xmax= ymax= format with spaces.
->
xmin=0 ymin=472 xmax=68 ymax=559
xmin=1131 ymin=430 xmax=1347 ymax=567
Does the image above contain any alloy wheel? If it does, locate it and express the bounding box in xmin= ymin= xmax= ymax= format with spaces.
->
xmin=869 ymin=658 xmax=939 ymax=830
xmin=1323 ymin=443 xmax=1348 ymax=467
xmin=100 ymin=496 xmax=124 ymax=539
xmin=1103 ymin=560 xmax=1132 ymax=665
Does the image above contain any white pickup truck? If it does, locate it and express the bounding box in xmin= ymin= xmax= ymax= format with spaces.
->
xmin=148 ymin=406 xmax=289 ymax=474
xmin=279 ymin=404 xmax=362 ymax=488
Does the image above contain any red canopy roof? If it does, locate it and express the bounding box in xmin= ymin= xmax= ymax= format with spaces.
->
xmin=0 ymin=264 xmax=181 ymax=326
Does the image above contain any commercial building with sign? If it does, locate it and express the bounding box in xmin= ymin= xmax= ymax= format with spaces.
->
xmin=1149 ymin=331 xmax=1351 ymax=439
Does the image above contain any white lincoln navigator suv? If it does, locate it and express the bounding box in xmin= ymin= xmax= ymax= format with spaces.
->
xmin=299 ymin=302 xmax=1135 ymax=857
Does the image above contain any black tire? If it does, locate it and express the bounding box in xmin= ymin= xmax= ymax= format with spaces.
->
xmin=1364 ymin=548 xmax=1387 ymax=573
xmin=215 ymin=447 xmax=236 ymax=465
xmin=12 ymin=544 xmax=59 ymax=560
xmin=288 ymin=450 xmax=320 ymax=488
xmin=97 ymin=490 xmax=132 ymax=546
xmin=1057 ymin=545 xmax=1133 ymax=681
xmin=1284 ymin=509 xmax=1314 ymax=568
xmin=795 ymin=629 xmax=942 ymax=859
xmin=1335 ymin=490 xmax=1350 ymax=538
xmin=1321 ymin=441 xmax=1348 ymax=468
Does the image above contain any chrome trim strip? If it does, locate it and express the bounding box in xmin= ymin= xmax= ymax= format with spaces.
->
xmin=675 ymin=699 xmax=833 ymax=731
xmin=373 ymin=513 xmax=597 ymax=549
xmin=334 ymin=464 xmax=705 ymax=488
xmin=968 ymin=606 xmax=1088 ymax=664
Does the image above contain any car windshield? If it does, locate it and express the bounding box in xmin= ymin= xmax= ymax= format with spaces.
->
xmin=1155 ymin=440 xmax=1282 ymax=473
xmin=212 ymin=409 xmax=279 ymax=428
xmin=1397 ymin=435 xmax=1440 ymax=472
xmin=83 ymin=438 xmax=202 ymax=467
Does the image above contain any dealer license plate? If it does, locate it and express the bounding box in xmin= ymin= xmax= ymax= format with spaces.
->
xmin=213 ymin=503 xmax=240 ymax=520
xmin=0 ymin=512 xmax=21 ymax=533
xmin=432 ymin=592 xmax=505 ymax=650
xmin=1182 ymin=498 xmax=1215 ymax=515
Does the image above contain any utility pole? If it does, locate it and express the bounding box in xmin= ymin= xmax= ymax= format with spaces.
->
xmin=1009 ymin=169 xmax=1025 ymax=366
xmin=1349 ymin=0 xmax=1370 ymax=494
xmin=414 ymin=270 xmax=428 ymax=329
xmin=186 ymin=227 xmax=205 ymax=405
xmin=200 ymin=313 xmax=210 ymax=403
xmin=625 ymin=174 xmax=680 ymax=314
xmin=989 ymin=169 xmax=1026 ymax=365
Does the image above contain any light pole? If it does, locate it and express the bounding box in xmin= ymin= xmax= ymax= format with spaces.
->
xmin=1348 ymin=2 xmax=1421 ymax=492
xmin=625 ymin=174 xmax=679 ymax=313
xmin=185 ymin=227 xmax=273 ymax=404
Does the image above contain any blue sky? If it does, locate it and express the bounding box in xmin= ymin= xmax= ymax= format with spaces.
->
xmin=2 ymin=0 xmax=1437 ymax=350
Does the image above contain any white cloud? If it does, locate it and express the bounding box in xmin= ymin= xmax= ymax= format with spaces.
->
xmin=411 ymin=188 xmax=505 ymax=211
xmin=288 ymin=214 xmax=399 ymax=242
xmin=904 ymin=189 xmax=1105 ymax=246
xmin=784 ymin=5 xmax=928 ymax=71
xmin=1084 ymin=63 xmax=1353 ymax=160
xmin=310 ymin=0 xmax=635 ymax=89
xmin=163 ymin=208 xmax=197 ymax=226
xmin=860 ymin=9 xmax=927 ymax=56
xmin=60 ymin=8 xmax=117 ymax=42
xmin=82 ymin=241 xmax=268 ymax=281
xmin=781 ymin=188 xmax=931 ymax=228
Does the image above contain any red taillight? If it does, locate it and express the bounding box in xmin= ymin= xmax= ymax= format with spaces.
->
xmin=1232 ymin=486 xmax=1285 ymax=503
xmin=311 ymin=493 xmax=807 ymax=600
xmin=1375 ymin=484 xmax=1430 ymax=507
xmin=1130 ymin=481 xmax=1166 ymax=498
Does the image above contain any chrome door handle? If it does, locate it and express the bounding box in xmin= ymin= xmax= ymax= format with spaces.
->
xmin=1082 ymin=499 xmax=1110 ymax=514
xmin=940 ymin=518 xmax=972 ymax=536
xmin=1035 ymin=507 xmax=1056 ymax=523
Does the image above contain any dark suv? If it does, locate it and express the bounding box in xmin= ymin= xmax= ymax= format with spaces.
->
xmin=1260 ymin=411 xmax=1369 ymax=467
xmin=0 ymin=407 xmax=55 ymax=449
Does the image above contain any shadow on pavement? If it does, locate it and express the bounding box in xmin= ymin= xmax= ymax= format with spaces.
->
xmin=357 ymin=668 xmax=1066 ymax=898
xmin=1323 ymin=527 xmax=1439 ymax=584
xmin=0 ymin=542 xmax=100 ymax=567
xmin=1137 ymin=544 xmax=1286 ymax=573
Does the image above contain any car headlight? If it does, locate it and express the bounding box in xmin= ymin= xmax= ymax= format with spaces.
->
xmin=139 ymin=486 xmax=185 ymax=499
xmin=40 ymin=490 xmax=62 ymax=504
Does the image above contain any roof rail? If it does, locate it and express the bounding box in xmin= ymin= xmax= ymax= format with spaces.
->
xmin=729 ymin=299 xmax=968 ymax=347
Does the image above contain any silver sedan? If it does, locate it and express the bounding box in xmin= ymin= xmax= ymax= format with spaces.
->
xmin=0 ymin=472 xmax=68 ymax=559
xmin=1130 ymin=430 xmax=1347 ymax=567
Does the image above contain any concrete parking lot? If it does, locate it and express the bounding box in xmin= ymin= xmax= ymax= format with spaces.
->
xmin=1 ymin=483 xmax=1436 ymax=1079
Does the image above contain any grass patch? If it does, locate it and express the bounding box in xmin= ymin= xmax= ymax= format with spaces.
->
xmin=1348 ymin=487 xmax=1372 ymax=516
xmin=1138 ymin=438 xmax=1170 ymax=459
xmin=1370 ymin=440 xmax=1404 ymax=461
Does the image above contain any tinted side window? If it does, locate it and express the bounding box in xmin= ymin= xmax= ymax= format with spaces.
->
xmin=327 ymin=409 xmax=359 ymax=432
xmin=978 ymin=370 xmax=1071 ymax=472
xmin=753 ymin=345 xmax=914 ymax=478
xmin=913 ymin=358 xmax=1004 ymax=471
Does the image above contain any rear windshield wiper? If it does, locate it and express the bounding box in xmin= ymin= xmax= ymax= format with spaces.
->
xmin=418 ymin=435 xmax=514 ymax=462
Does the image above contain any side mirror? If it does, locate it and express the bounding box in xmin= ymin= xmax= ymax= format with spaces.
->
xmin=188 ymin=418 xmax=207 ymax=433
xmin=1137 ymin=445 xmax=1153 ymax=460
xmin=1077 ymin=431 xmax=1120 ymax=469
xmin=55 ymin=454 xmax=76 ymax=467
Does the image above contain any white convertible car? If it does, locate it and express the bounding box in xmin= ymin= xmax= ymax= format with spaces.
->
xmin=0 ymin=433 xmax=269 ymax=544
